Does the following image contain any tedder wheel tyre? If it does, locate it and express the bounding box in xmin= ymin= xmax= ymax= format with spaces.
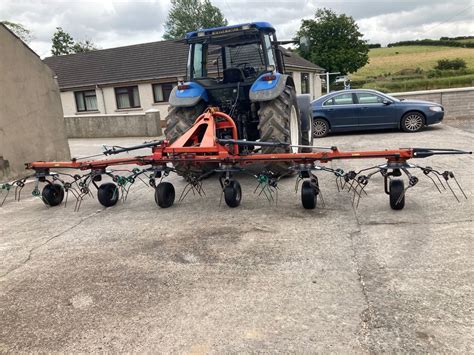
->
xmin=42 ymin=183 xmax=65 ymax=206
xmin=389 ymin=179 xmax=405 ymax=210
xmin=401 ymin=112 xmax=424 ymax=132
xmin=155 ymin=182 xmax=175 ymax=208
xmin=97 ymin=183 xmax=119 ymax=207
xmin=312 ymin=118 xmax=329 ymax=138
xmin=164 ymin=101 xmax=213 ymax=177
xmin=224 ymin=180 xmax=242 ymax=208
xmin=258 ymin=85 xmax=302 ymax=176
xmin=301 ymin=180 xmax=317 ymax=209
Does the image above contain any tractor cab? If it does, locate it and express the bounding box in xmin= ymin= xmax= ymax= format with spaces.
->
xmin=185 ymin=22 xmax=284 ymax=85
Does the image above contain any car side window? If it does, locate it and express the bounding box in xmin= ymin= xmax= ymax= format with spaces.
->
xmin=356 ymin=93 xmax=384 ymax=104
xmin=324 ymin=93 xmax=354 ymax=106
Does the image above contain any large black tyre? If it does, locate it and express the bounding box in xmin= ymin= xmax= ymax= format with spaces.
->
xmin=97 ymin=183 xmax=119 ymax=207
xmin=297 ymin=94 xmax=313 ymax=152
xmin=164 ymin=101 xmax=213 ymax=176
xmin=258 ymin=85 xmax=302 ymax=176
xmin=42 ymin=183 xmax=64 ymax=207
xmin=401 ymin=111 xmax=424 ymax=133
xmin=389 ymin=179 xmax=405 ymax=210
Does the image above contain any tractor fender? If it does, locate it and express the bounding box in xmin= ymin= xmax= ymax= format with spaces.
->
xmin=249 ymin=73 xmax=292 ymax=102
xmin=168 ymin=82 xmax=209 ymax=107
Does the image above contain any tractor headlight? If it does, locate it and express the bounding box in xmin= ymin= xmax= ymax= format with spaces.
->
xmin=429 ymin=106 xmax=443 ymax=112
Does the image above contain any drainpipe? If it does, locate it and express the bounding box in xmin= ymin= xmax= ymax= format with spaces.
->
xmin=96 ymin=84 xmax=107 ymax=113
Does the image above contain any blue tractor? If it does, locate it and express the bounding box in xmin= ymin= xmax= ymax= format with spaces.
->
xmin=165 ymin=22 xmax=313 ymax=176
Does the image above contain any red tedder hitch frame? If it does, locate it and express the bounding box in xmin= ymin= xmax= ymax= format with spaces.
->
xmin=2 ymin=108 xmax=471 ymax=211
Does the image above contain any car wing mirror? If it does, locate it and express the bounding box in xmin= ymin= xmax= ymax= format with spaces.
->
xmin=382 ymin=99 xmax=392 ymax=105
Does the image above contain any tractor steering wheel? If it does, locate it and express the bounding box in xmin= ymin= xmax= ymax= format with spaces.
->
xmin=237 ymin=62 xmax=256 ymax=77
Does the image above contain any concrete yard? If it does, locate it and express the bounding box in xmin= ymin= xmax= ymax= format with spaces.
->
xmin=1 ymin=122 xmax=473 ymax=352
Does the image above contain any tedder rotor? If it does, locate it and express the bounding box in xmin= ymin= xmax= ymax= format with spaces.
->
xmin=0 ymin=107 xmax=471 ymax=211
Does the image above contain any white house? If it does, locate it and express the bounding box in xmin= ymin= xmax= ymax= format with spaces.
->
xmin=44 ymin=40 xmax=324 ymax=125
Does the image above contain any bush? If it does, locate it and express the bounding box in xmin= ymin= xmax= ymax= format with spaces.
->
xmin=368 ymin=43 xmax=381 ymax=48
xmin=387 ymin=39 xmax=474 ymax=48
xmin=435 ymin=58 xmax=467 ymax=70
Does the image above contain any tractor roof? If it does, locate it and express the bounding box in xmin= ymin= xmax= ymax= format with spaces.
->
xmin=185 ymin=22 xmax=275 ymax=39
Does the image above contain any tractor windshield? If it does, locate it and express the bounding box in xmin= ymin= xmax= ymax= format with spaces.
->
xmin=188 ymin=32 xmax=276 ymax=81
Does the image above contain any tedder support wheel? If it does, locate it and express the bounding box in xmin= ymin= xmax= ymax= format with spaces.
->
xmin=155 ymin=182 xmax=175 ymax=208
xmin=97 ymin=183 xmax=119 ymax=207
xmin=301 ymin=180 xmax=317 ymax=209
xmin=389 ymin=179 xmax=405 ymax=210
xmin=42 ymin=183 xmax=65 ymax=206
xmin=258 ymin=85 xmax=302 ymax=176
xmin=224 ymin=180 xmax=242 ymax=208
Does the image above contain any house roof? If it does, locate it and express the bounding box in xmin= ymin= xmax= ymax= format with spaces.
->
xmin=43 ymin=40 xmax=324 ymax=90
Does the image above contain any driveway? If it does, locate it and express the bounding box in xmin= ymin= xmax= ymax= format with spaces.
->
xmin=0 ymin=123 xmax=472 ymax=352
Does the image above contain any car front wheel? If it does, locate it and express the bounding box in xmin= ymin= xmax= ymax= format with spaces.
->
xmin=312 ymin=118 xmax=329 ymax=138
xmin=401 ymin=112 xmax=424 ymax=132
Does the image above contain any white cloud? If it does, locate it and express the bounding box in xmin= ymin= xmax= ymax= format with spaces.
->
xmin=1 ymin=0 xmax=472 ymax=57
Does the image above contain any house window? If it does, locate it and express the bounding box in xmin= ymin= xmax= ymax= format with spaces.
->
xmin=75 ymin=90 xmax=98 ymax=112
xmin=301 ymin=73 xmax=310 ymax=94
xmin=152 ymin=83 xmax=175 ymax=103
xmin=115 ymin=86 xmax=140 ymax=109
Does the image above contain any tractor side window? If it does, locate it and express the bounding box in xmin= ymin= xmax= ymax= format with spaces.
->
xmin=263 ymin=34 xmax=275 ymax=68
xmin=193 ymin=43 xmax=204 ymax=78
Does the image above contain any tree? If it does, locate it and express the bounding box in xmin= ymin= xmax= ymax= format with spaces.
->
xmin=296 ymin=9 xmax=369 ymax=78
xmin=51 ymin=27 xmax=98 ymax=56
xmin=51 ymin=27 xmax=75 ymax=55
xmin=163 ymin=0 xmax=227 ymax=40
xmin=1 ymin=21 xmax=33 ymax=43
xmin=73 ymin=39 xmax=98 ymax=53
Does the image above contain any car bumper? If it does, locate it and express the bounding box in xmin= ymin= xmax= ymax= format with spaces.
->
xmin=426 ymin=111 xmax=444 ymax=125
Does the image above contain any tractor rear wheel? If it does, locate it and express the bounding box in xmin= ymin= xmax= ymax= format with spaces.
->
xmin=164 ymin=101 xmax=213 ymax=177
xmin=258 ymin=85 xmax=302 ymax=176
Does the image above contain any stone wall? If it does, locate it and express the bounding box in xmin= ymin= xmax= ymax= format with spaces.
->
xmin=64 ymin=111 xmax=162 ymax=138
xmin=391 ymin=87 xmax=474 ymax=119
xmin=0 ymin=25 xmax=70 ymax=181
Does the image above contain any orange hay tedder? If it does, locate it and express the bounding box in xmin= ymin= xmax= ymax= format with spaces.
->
xmin=1 ymin=108 xmax=471 ymax=212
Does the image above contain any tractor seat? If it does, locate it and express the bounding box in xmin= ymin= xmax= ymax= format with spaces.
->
xmin=223 ymin=68 xmax=245 ymax=84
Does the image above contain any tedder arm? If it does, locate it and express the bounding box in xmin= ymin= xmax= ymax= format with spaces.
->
xmin=1 ymin=109 xmax=471 ymax=211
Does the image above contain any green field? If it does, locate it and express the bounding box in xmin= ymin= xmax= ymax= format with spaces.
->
xmin=352 ymin=45 xmax=474 ymax=81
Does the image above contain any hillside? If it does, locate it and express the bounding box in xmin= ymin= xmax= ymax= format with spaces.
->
xmin=350 ymin=45 xmax=474 ymax=92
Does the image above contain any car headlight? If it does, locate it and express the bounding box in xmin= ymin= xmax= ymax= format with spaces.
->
xmin=429 ymin=106 xmax=443 ymax=112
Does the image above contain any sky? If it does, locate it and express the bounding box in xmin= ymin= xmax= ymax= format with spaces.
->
xmin=1 ymin=0 xmax=473 ymax=58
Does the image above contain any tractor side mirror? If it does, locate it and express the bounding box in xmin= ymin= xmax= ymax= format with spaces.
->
xmin=300 ymin=36 xmax=310 ymax=52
